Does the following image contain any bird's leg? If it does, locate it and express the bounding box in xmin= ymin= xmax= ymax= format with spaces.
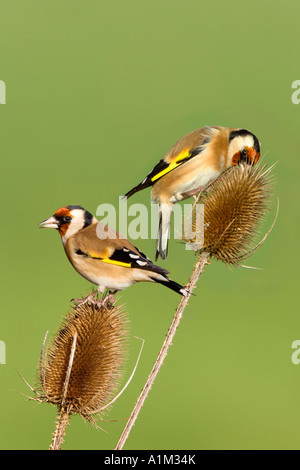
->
xmin=181 ymin=185 xmax=204 ymax=198
xmin=101 ymin=290 xmax=118 ymax=307
xmin=182 ymin=186 xmax=204 ymax=205
xmin=71 ymin=289 xmax=99 ymax=307
xmin=192 ymin=192 xmax=202 ymax=208
xmin=72 ymin=287 xmax=118 ymax=308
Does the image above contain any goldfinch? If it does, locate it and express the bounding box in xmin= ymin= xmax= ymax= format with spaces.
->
xmin=124 ymin=126 xmax=261 ymax=260
xmin=39 ymin=205 xmax=189 ymax=305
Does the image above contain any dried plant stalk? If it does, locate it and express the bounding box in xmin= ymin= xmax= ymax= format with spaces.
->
xmin=50 ymin=406 xmax=71 ymax=451
xmin=115 ymin=252 xmax=210 ymax=450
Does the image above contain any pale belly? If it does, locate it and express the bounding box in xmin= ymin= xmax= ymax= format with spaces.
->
xmin=169 ymin=167 xmax=220 ymax=202
xmin=68 ymin=252 xmax=153 ymax=291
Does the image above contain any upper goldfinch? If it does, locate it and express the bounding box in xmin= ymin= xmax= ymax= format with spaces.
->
xmin=39 ymin=205 xmax=188 ymax=304
xmin=124 ymin=126 xmax=261 ymax=260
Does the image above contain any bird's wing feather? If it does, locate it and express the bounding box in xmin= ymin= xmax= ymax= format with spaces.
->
xmin=123 ymin=127 xmax=215 ymax=198
xmin=72 ymin=223 xmax=169 ymax=274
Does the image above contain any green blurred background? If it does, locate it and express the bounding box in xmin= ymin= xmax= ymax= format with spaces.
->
xmin=0 ymin=0 xmax=299 ymax=450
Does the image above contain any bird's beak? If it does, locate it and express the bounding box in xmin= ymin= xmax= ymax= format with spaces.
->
xmin=39 ymin=216 xmax=59 ymax=229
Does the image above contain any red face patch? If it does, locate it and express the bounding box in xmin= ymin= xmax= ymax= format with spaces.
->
xmin=246 ymin=147 xmax=260 ymax=164
xmin=231 ymin=152 xmax=241 ymax=166
xmin=253 ymin=152 xmax=261 ymax=164
xmin=231 ymin=147 xmax=260 ymax=166
xmin=53 ymin=207 xmax=72 ymax=236
xmin=54 ymin=207 xmax=71 ymax=218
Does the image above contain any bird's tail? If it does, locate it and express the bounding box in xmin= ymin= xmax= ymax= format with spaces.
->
xmin=156 ymin=203 xmax=173 ymax=261
xmin=154 ymin=276 xmax=189 ymax=297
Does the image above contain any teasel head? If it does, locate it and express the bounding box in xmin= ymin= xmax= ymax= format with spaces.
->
xmin=21 ymin=300 xmax=134 ymax=449
xmin=183 ymin=163 xmax=276 ymax=265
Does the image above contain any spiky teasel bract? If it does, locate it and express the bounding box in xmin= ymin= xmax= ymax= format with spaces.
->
xmin=183 ymin=163 xmax=275 ymax=264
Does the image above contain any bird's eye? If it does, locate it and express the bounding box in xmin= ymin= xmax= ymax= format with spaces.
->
xmin=64 ymin=216 xmax=72 ymax=223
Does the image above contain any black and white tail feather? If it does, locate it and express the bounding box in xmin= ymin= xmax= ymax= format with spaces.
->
xmin=120 ymin=246 xmax=188 ymax=297
xmin=155 ymin=203 xmax=173 ymax=261
xmin=154 ymin=276 xmax=189 ymax=297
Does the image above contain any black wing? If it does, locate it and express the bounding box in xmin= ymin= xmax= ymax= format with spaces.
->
xmin=76 ymin=245 xmax=169 ymax=275
xmin=110 ymin=247 xmax=169 ymax=275
xmin=123 ymin=144 xmax=208 ymax=199
xmin=123 ymin=159 xmax=170 ymax=199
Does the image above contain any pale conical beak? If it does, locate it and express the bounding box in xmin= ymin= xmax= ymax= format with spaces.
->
xmin=39 ymin=216 xmax=59 ymax=229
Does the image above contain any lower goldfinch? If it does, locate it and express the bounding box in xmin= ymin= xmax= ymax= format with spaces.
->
xmin=124 ymin=126 xmax=261 ymax=260
xmin=39 ymin=205 xmax=189 ymax=304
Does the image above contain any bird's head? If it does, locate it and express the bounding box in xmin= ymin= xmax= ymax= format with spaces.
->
xmin=228 ymin=129 xmax=261 ymax=167
xmin=39 ymin=205 xmax=94 ymax=241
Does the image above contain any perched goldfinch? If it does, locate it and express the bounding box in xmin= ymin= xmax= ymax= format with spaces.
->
xmin=124 ymin=126 xmax=261 ymax=260
xmin=39 ymin=205 xmax=189 ymax=305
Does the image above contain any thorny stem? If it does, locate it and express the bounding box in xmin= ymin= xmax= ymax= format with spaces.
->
xmin=49 ymin=331 xmax=77 ymax=450
xmin=115 ymin=251 xmax=210 ymax=450
xmin=50 ymin=406 xmax=71 ymax=450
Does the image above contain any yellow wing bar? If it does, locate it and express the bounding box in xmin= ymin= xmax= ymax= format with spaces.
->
xmin=88 ymin=250 xmax=132 ymax=268
xmin=151 ymin=149 xmax=191 ymax=182
xmin=100 ymin=258 xmax=131 ymax=268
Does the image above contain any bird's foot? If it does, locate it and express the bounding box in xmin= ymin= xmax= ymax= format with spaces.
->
xmin=101 ymin=290 xmax=118 ymax=308
xmin=182 ymin=186 xmax=204 ymax=205
xmin=72 ymin=289 xmax=118 ymax=309
xmin=71 ymin=289 xmax=99 ymax=307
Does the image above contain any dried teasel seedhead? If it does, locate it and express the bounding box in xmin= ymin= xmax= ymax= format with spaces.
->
xmin=37 ymin=301 xmax=128 ymax=420
xmin=184 ymin=163 xmax=275 ymax=264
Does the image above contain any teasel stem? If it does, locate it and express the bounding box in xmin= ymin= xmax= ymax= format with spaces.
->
xmin=115 ymin=251 xmax=210 ymax=450
xmin=49 ymin=331 xmax=77 ymax=450
xmin=50 ymin=405 xmax=71 ymax=451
